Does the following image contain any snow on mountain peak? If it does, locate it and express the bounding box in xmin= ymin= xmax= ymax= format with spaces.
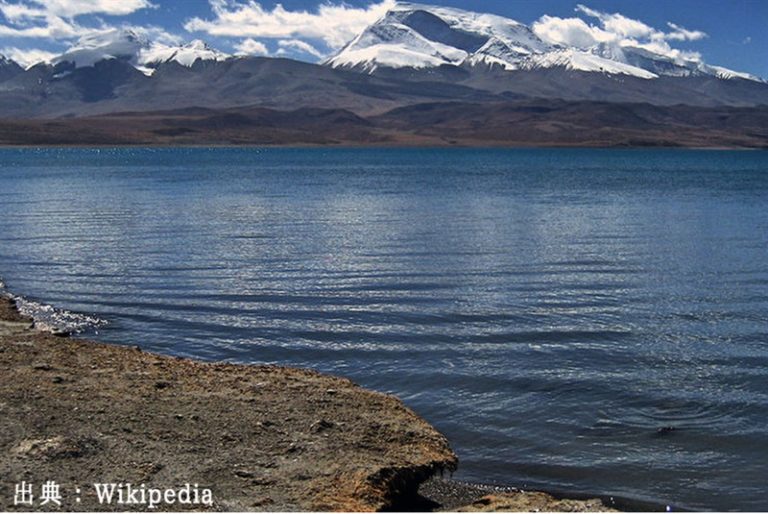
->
xmin=139 ymin=39 xmax=230 ymax=71
xmin=53 ymin=29 xmax=149 ymax=69
xmin=0 ymin=53 xmax=23 ymax=77
xmin=328 ymin=2 xmax=551 ymax=72
xmin=327 ymin=2 xmax=761 ymax=82
xmin=50 ymin=29 xmax=231 ymax=75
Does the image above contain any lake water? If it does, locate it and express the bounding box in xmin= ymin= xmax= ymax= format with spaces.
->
xmin=1 ymin=148 xmax=767 ymax=510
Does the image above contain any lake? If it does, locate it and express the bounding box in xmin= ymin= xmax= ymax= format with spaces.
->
xmin=1 ymin=147 xmax=767 ymax=510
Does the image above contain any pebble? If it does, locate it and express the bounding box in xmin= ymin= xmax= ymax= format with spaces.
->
xmin=310 ymin=419 xmax=334 ymax=433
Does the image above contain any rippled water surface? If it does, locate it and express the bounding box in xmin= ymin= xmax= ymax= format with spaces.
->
xmin=1 ymin=148 xmax=767 ymax=510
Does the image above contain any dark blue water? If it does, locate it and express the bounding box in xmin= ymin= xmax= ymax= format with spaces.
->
xmin=1 ymin=148 xmax=767 ymax=510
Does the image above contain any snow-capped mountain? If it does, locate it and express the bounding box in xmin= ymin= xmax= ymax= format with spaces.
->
xmin=140 ymin=40 xmax=230 ymax=71
xmin=0 ymin=54 xmax=23 ymax=82
xmin=327 ymin=2 xmax=761 ymax=82
xmin=53 ymin=29 xmax=149 ymax=69
xmin=52 ymin=29 xmax=231 ymax=75
xmin=0 ymin=54 xmax=18 ymax=67
xmin=327 ymin=3 xmax=548 ymax=73
xmin=0 ymin=1 xmax=765 ymax=121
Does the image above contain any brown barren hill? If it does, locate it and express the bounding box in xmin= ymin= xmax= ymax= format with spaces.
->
xmin=0 ymin=100 xmax=767 ymax=148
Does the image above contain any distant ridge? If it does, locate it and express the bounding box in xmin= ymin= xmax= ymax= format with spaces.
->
xmin=0 ymin=100 xmax=766 ymax=149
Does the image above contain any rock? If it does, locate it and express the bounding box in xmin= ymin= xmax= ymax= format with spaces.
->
xmin=234 ymin=469 xmax=256 ymax=479
xmin=310 ymin=419 xmax=335 ymax=433
xmin=0 ymin=321 xmax=34 ymax=336
xmin=251 ymin=497 xmax=274 ymax=508
xmin=12 ymin=436 xmax=97 ymax=460
xmin=456 ymin=492 xmax=616 ymax=512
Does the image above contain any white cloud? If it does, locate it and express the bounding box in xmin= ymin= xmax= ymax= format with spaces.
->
xmin=666 ymin=22 xmax=707 ymax=42
xmin=277 ymin=38 xmax=323 ymax=58
xmin=576 ymin=4 xmax=655 ymax=39
xmin=532 ymin=15 xmax=613 ymax=48
xmin=0 ymin=13 xmax=84 ymax=39
xmin=573 ymin=5 xmax=708 ymax=44
xmin=0 ymin=0 xmax=156 ymax=44
xmin=185 ymin=0 xmax=395 ymax=50
xmin=234 ymin=37 xmax=268 ymax=56
xmin=0 ymin=0 xmax=154 ymax=20
xmin=533 ymin=4 xmax=709 ymax=65
xmin=0 ymin=45 xmax=56 ymax=67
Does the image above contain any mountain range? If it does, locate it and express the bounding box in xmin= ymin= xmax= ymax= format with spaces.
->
xmin=0 ymin=2 xmax=766 ymax=147
xmin=327 ymin=2 xmax=761 ymax=82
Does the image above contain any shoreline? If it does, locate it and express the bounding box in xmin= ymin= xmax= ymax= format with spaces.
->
xmin=0 ymin=291 xmax=620 ymax=511
xmin=0 ymin=142 xmax=764 ymax=151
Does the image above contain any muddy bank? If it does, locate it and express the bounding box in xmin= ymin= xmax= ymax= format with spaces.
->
xmin=0 ymin=294 xmax=615 ymax=511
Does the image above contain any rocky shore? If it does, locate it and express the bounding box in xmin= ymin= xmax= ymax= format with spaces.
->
xmin=0 ymin=294 xmax=616 ymax=512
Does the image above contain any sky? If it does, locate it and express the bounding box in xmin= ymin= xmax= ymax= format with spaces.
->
xmin=0 ymin=0 xmax=765 ymax=78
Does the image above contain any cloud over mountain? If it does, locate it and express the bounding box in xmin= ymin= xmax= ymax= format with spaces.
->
xmin=532 ymin=4 xmax=708 ymax=66
xmin=184 ymin=0 xmax=395 ymax=51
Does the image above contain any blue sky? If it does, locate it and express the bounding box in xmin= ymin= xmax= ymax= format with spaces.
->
xmin=0 ymin=0 xmax=765 ymax=78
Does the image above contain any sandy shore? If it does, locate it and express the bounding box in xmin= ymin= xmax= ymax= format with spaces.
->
xmin=0 ymin=293 xmax=617 ymax=512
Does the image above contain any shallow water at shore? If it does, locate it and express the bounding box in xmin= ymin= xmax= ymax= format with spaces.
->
xmin=1 ymin=148 xmax=767 ymax=510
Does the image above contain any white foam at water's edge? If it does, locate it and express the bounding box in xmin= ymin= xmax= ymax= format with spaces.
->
xmin=0 ymin=280 xmax=107 ymax=334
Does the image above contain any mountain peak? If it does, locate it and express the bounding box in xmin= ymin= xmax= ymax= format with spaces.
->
xmin=49 ymin=30 xmax=230 ymax=75
xmin=139 ymin=40 xmax=230 ymax=71
xmin=53 ymin=28 xmax=149 ymax=69
xmin=328 ymin=2 xmax=549 ymax=72
xmin=0 ymin=54 xmax=23 ymax=82
xmin=184 ymin=40 xmax=212 ymax=51
xmin=327 ymin=2 xmax=761 ymax=82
